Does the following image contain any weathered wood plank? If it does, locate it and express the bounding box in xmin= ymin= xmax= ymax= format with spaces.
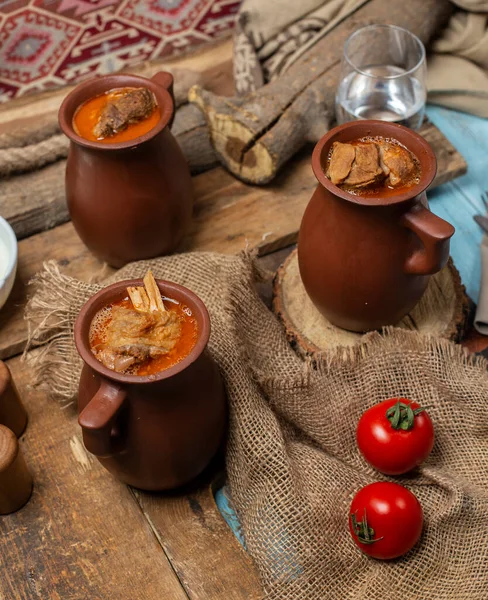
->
xmin=0 ymin=354 xmax=189 ymax=600
xmin=0 ymin=121 xmax=468 ymax=361
xmin=133 ymin=479 xmax=262 ymax=600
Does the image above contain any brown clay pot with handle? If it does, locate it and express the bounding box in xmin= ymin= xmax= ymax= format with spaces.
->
xmin=297 ymin=120 xmax=455 ymax=333
xmin=59 ymin=72 xmax=193 ymax=268
xmin=74 ymin=279 xmax=227 ymax=491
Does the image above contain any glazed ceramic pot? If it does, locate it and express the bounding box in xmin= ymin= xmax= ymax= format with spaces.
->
xmin=59 ymin=72 xmax=193 ymax=268
xmin=74 ymin=279 xmax=227 ymax=491
xmin=297 ymin=120 xmax=455 ymax=333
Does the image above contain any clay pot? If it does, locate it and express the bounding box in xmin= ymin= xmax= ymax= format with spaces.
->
xmin=297 ymin=120 xmax=455 ymax=332
xmin=59 ymin=72 xmax=193 ymax=268
xmin=74 ymin=280 xmax=227 ymax=491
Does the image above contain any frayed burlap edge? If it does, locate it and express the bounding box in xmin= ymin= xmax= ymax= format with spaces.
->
xmin=23 ymin=261 xmax=103 ymax=401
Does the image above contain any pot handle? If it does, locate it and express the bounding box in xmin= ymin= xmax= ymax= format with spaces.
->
xmin=151 ymin=71 xmax=175 ymax=128
xmin=402 ymin=204 xmax=455 ymax=275
xmin=78 ymin=380 xmax=127 ymax=458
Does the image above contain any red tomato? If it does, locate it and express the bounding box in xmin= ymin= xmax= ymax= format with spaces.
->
xmin=356 ymin=398 xmax=434 ymax=475
xmin=349 ymin=482 xmax=423 ymax=559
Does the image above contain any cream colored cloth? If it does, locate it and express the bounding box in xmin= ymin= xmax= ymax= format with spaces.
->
xmin=234 ymin=0 xmax=488 ymax=117
xmin=429 ymin=9 xmax=488 ymax=117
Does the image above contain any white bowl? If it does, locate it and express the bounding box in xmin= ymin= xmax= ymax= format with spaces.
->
xmin=0 ymin=216 xmax=18 ymax=311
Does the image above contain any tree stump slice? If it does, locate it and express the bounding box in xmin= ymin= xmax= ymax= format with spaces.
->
xmin=273 ymin=249 xmax=469 ymax=357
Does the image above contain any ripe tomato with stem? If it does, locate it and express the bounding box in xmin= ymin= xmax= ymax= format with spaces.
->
xmin=356 ymin=398 xmax=434 ymax=475
xmin=349 ymin=482 xmax=423 ymax=559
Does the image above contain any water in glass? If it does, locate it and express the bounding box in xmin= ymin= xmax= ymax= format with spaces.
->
xmin=336 ymin=65 xmax=425 ymax=130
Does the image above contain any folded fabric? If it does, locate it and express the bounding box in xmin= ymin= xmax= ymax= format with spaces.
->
xmin=429 ymin=10 xmax=488 ymax=117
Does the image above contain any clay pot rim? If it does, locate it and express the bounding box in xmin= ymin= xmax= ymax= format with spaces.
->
xmin=58 ymin=73 xmax=173 ymax=151
xmin=311 ymin=120 xmax=437 ymax=206
xmin=74 ymin=279 xmax=210 ymax=384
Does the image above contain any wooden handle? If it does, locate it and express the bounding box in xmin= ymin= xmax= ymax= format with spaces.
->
xmin=0 ymin=425 xmax=33 ymax=514
xmin=0 ymin=361 xmax=27 ymax=437
xmin=151 ymin=71 xmax=175 ymax=129
xmin=78 ymin=381 xmax=127 ymax=458
xmin=402 ymin=204 xmax=455 ymax=275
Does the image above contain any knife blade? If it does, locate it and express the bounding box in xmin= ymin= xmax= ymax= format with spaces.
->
xmin=474 ymin=214 xmax=488 ymax=235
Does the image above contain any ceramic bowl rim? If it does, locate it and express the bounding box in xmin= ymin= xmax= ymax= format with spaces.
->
xmin=0 ymin=216 xmax=18 ymax=288
xmin=74 ymin=279 xmax=210 ymax=384
xmin=58 ymin=73 xmax=173 ymax=151
xmin=311 ymin=120 xmax=437 ymax=206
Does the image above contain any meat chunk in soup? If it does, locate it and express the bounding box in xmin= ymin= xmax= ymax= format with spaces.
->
xmin=93 ymin=87 xmax=156 ymax=139
xmin=96 ymin=306 xmax=182 ymax=373
xmin=327 ymin=138 xmax=419 ymax=192
xmin=327 ymin=142 xmax=355 ymax=185
xmin=91 ymin=271 xmax=184 ymax=374
xmin=342 ymin=143 xmax=384 ymax=188
xmin=377 ymin=141 xmax=416 ymax=187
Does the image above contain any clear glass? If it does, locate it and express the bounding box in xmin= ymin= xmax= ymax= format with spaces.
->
xmin=335 ymin=24 xmax=427 ymax=130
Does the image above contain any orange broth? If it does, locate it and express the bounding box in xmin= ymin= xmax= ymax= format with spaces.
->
xmin=89 ymin=297 xmax=198 ymax=376
xmin=73 ymin=87 xmax=161 ymax=143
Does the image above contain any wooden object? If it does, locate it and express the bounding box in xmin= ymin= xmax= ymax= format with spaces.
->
xmin=133 ymin=477 xmax=262 ymax=600
xmin=0 ymin=361 xmax=27 ymax=437
xmin=0 ymin=123 xmax=466 ymax=362
xmin=0 ymin=128 xmax=466 ymax=361
xmin=273 ymin=249 xmax=469 ymax=356
xmin=189 ymin=0 xmax=453 ymax=184
xmin=0 ymin=117 xmax=465 ymax=243
xmin=0 ymin=425 xmax=33 ymax=514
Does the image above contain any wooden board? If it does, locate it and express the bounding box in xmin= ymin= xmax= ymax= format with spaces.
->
xmin=133 ymin=478 xmax=262 ymax=600
xmin=0 ymin=122 xmax=468 ymax=361
xmin=0 ymin=354 xmax=190 ymax=600
xmin=0 ymin=117 xmax=467 ymax=242
xmin=273 ymin=249 xmax=469 ymax=356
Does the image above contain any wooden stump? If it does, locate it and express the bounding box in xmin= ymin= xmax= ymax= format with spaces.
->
xmin=273 ymin=249 xmax=469 ymax=357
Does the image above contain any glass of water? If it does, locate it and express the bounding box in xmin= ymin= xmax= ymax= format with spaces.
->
xmin=335 ymin=24 xmax=426 ymax=130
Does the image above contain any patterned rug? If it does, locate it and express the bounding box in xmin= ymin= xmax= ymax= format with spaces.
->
xmin=0 ymin=0 xmax=240 ymax=103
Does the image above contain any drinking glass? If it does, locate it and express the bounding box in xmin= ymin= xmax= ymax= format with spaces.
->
xmin=335 ymin=24 xmax=427 ymax=130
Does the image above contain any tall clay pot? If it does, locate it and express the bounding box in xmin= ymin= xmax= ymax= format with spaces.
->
xmin=74 ymin=279 xmax=227 ymax=491
xmin=297 ymin=120 xmax=455 ymax=333
xmin=59 ymin=72 xmax=193 ymax=268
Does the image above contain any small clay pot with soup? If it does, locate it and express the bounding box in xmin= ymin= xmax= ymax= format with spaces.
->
xmin=59 ymin=72 xmax=193 ymax=268
xmin=74 ymin=277 xmax=227 ymax=491
xmin=297 ymin=120 xmax=455 ymax=332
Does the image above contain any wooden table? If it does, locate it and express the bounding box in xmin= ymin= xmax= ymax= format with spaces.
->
xmin=0 ymin=39 xmax=486 ymax=599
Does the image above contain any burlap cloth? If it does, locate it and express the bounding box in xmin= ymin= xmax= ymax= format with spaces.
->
xmin=234 ymin=0 xmax=488 ymax=117
xmin=26 ymin=251 xmax=488 ymax=599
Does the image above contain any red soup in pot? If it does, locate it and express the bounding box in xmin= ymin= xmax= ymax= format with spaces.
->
xmin=73 ymin=86 xmax=161 ymax=144
xmin=88 ymin=272 xmax=198 ymax=376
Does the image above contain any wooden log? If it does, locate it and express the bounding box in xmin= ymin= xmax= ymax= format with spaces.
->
xmin=0 ymin=353 xmax=190 ymax=599
xmin=189 ymin=0 xmax=453 ymax=184
xmin=0 ymin=124 xmax=467 ymax=362
xmin=273 ymin=249 xmax=469 ymax=357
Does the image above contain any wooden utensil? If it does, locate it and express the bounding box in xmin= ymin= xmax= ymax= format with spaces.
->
xmin=0 ymin=424 xmax=33 ymax=514
xmin=0 ymin=360 xmax=27 ymax=437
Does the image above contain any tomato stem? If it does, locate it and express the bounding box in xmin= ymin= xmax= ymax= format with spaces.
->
xmin=386 ymin=400 xmax=430 ymax=431
xmin=350 ymin=509 xmax=384 ymax=545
